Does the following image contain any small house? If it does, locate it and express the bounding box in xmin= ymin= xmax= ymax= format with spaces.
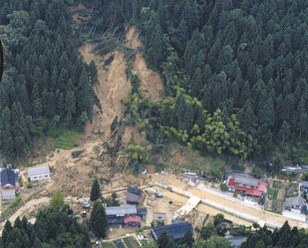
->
xmin=127 ymin=187 xmax=142 ymax=196
xmin=137 ymin=207 xmax=148 ymax=220
xmin=124 ymin=215 xmax=141 ymax=227
xmin=227 ymin=173 xmax=268 ymax=197
xmin=284 ymin=195 xmax=307 ymax=214
xmin=1 ymin=169 xmax=18 ymax=200
xmin=126 ymin=192 xmax=140 ymax=205
xmin=105 ymin=205 xmax=137 ymax=217
xmin=28 ymin=165 xmax=50 ymax=182
xmin=152 ymin=222 xmax=193 ymax=241
xmin=301 ymin=181 xmax=308 ymax=193
xmin=126 ymin=187 xmax=142 ymax=205
xmin=153 ymin=213 xmax=167 ymax=221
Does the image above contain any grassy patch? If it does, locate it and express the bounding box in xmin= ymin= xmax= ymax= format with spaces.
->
xmin=158 ymin=142 xmax=225 ymax=174
xmin=101 ymin=242 xmax=116 ymax=248
xmin=272 ymin=180 xmax=283 ymax=189
xmin=285 ymin=182 xmax=299 ymax=197
xmin=1 ymin=197 xmax=22 ymax=217
xmin=271 ymin=200 xmax=284 ymax=213
xmin=49 ymin=129 xmax=82 ymax=150
xmin=124 ymin=237 xmax=140 ymax=248
xmin=267 ymin=188 xmax=278 ymax=200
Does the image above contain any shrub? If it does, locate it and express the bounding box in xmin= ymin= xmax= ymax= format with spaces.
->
xmin=71 ymin=150 xmax=84 ymax=158
xmin=220 ymin=183 xmax=228 ymax=192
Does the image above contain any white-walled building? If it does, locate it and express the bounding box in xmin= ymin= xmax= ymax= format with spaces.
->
xmin=28 ymin=165 xmax=50 ymax=182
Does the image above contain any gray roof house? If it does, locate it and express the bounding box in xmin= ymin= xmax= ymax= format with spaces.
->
xmin=127 ymin=187 xmax=142 ymax=196
xmin=1 ymin=169 xmax=18 ymax=200
xmin=137 ymin=207 xmax=148 ymax=220
xmin=301 ymin=181 xmax=308 ymax=192
xmin=285 ymin=195 xmax=307 ymax=213
xmin=28 ymin=165 xmax=50 ymax=182
xmin=233 ymin=174 xmax=259 ymax=188
xmin=126 ymin=192 xmax=140 ymax=205
xmin=105 ymin=206 xmax=137 ymax=217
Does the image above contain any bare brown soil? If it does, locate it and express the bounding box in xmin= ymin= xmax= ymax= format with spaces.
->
xmin=29 ymin=26 xmax=163 ymax=197
xmin=126 ymin=26 xmax=163 ymax=101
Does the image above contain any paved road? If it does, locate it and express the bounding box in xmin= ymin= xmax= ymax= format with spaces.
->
xmin=151 ymin=174 xmax=308 ymax=228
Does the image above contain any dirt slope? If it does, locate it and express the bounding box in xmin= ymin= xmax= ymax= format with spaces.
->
xmin=0 ymin=26 xmax=163 ymax=232
xmin=126 ymin=26 xmax=163 ymax=101
xmin=79 ymin=44 xmax=131 ymax=141
xmin=40 ymin=26 xmax=162 ymax=195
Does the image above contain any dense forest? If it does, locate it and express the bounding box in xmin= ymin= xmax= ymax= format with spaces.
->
xmin=0 ymin=0 xmax=307 ymax=162
xmin=0 ymin=201 xmax=91 ymax=248
xmin=241 ymin=221 xmax=308 ymax=248
xmin=0 ymin=0 xmax=96 ymax=161
xmin=82 ymin=0 xmax=307 ymax=161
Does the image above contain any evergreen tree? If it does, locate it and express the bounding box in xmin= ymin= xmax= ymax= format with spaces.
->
xmin=50 ymin=191 xmax=65 ymax=212
xmin=90 ymin=200 xmax=107 ymax=239
xmin=90 ymin=179 xmax=101 ymax=202
xmin=157 ymin=230 xmax=174 ymax=248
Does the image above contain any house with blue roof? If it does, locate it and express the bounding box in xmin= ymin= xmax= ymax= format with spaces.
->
xmin=151 ymin=222 xmax=193 ymax=241
xmin=1 ymin=169 xmax=19 ymax=200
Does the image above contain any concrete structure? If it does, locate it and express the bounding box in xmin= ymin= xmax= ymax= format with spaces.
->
xmin=28 ymin=165 xmax=50 ymax=182
xmin=1 ymin=169 xmax=18 ymax=200
xmin=175 ymin=196 xmax=200 ymax=217
xmin=154 ymin=213 xmax=167 ymax=221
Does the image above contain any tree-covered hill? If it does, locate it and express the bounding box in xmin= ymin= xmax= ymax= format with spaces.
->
xmin=0 ymin=0 xmax=96 ymax=161
xmin=85 ymin=0 xmax=307 ymax=160
xmin=1 ymin=0 xmax=307 ymax=162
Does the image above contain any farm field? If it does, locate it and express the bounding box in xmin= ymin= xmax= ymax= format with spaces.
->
xmin=102 ymin=236 xmax=141 ymax=248
xmin=265 ymin=180 xmax=299 ymax=213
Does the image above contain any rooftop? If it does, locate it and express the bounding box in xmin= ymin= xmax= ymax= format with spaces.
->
xmin=301 ymin=181 xmax=308 ymax=188
xmin=127 ymin=187 xmax=142 ymax=196
xmin=137 ymin=208 xmax=147 ymax=215
xmin=228 ymin=178 xmax=268 ymax=197
xmin=233 ymin=174 xmax=259 ymax=188
xmin=226 ymin=236 xmax=246 ymax=247
xmin=285 ymin=195 xmax=306 ymax=209
xmin=28 ymin=165 xmax=50 ymax=177
xmin=124 ymin=215 xmax=141 ymax=224
xmin=105 ymin=205 xmax=137 ymax=216
xmin=154 ymin=213 xmax=167 ymax=220
xmin=1 ymin=169 xmax=17 ymax=187
xmin=152 ymin=222 xmax=193 ymax=241
xmin=126 ymin=192 xmax=140 ymax=204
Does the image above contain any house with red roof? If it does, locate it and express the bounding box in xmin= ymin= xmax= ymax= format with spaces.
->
xmin=227 ymin=174 xmax=268 ymax=197
xmin=124 ymin=215 xmax=141 ymax=227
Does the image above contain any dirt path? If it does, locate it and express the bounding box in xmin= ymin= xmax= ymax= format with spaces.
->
xmin=0 ymin=197 xmax=50 ymax=234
